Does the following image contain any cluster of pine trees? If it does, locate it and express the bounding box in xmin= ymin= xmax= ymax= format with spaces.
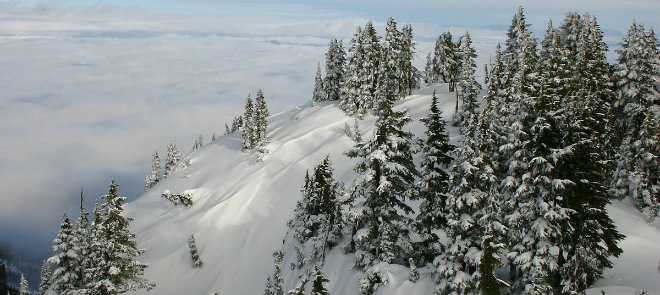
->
xmin=275 ymin=8 xmax=659 ymax=295
xmin=144 ymin=139 xmax=182 ymax=191
xmin=312 ymin=18 xmax=421 ymax=117
xmin=40 ymin=181 xmax=154 ymax=295
xmin=240 ymin=90 xmax=270 ymax=151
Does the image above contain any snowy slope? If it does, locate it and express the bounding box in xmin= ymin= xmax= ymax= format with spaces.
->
xmin=125 ymin=84 xmax=660 ymax=295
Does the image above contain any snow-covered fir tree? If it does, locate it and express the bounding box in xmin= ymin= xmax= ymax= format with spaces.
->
xmin=226 ymin=115 xmax=244 ymax=135
xmin=353 ymin=119 xmax=362 ymax=143
xmin=85 ymin=180 xmax=154 ymax=295
xmin=408 ymin=258 xmax=419 ymax=283
xmin=242 ymin=94 xmax=256 ymax=150
xmin=612 ymin=21 xmax=660 ymax=218
xmin=435 ymin=111 xmax=504 ymax=295
xmin=254 ymin=89 xmax=269 ymax=147
xmin=345 ymin=74 xmax=418 ymax=267
xmin=287 ymin=278 xmax=308 ymax=295
xmin=453 ymin=30 xmax=481 ymax=127
xmin=341 ymin=21 xmax=382 ymax=117
xmin=339 ymin=26 xmax=364 ymax=116
xmin=312 ymin=62 xmax=326 ymax=104
xmin=164 ymin=140 xmax=181 ymax=178
xmin=413 ymin=90 xmax=454 ymax=264
xmin=504 ymin=25 xmax=572 ymax=295
xmin=191 ymin=135 xmax=203 ymax=152
xmin=19 ymin=274 xmax=29 ymax=295
xmin=287 ymin=155 xmax=342 ymax=263
xmin=47 ymin=214 xmax=79 ymax=294
xmin=546 ymin=13 xmax=624 ymax=294
xmin=37 ymin=260 xmax=52 ymax=295
xmin=477 ymin=233 xmax=508 ymax=295
xmin=399 ymin=24 xmax=420 ymax=95
xmin=425 ymin=32 xmax=460 ymax=91
xmin=381 ymin=17 xmax=402 ymax=97
xmin=310 ymin=265 xmax=330 ymax=295
xmin=503 ymin=7 xmax=531 ymax=67
xmin=264 ymin=251 xmax=284 ymax=295
xmin=497 ymin=7 xmax=541 ymax=287
xmin=72 ymin=193 xmax=91 ymax=290
xmin=324 ymin=38 xmax=346 ymax=101
xmin=188 ymin=235 xmax=203 ymax=268
xmin=145 ymin=151 xmax=161 ymax=191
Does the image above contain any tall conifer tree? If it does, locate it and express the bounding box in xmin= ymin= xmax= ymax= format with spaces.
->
xmin=324 ymin=39 xmax=346 ymax=101
xmin=414 ymin=90 xmax=454 ymax=263
xmin=242 ymin=94 xmax=255 ymax=150
xmin=346 ymin=74 xmax=418 ymax=267
xmin=313 ymin=62 xmax=326 ymax=103
xmin=86 ymin=180 xmax=154 ymax=295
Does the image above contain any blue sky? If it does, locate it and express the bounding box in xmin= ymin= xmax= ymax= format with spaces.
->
xmin=0 ymin=0 xmax=658 ymax=258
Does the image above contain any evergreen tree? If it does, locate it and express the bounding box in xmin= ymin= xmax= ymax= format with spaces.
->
xmin=48 ymin=214 xmax=78 ymax=294
xmin=436 ymin=112 xmax=503 ymax=295
xmin=550 ymin=13 xmax=624 ymax=294
xmin=504 ymin=7 xmax=532 ymax=69
xmin=310 ymin=265 xmax=330 ymax=295
xmin=264 ymin=251 xmax=284 ymax=295
xmin=191 ymin=135 xmax=203 ymax=152
xmin=254 ymin=89 xmax=269 ymax=146
xmin=382 ymin=17 xmax=402 ymax=96
xmin=432 ymin=32 xmax=460 ymax=92
xmin=231 ymin=115 xmax=244 ymax=134
xmin=503 ymin=26 xmax=577 ymax=294
xmin=341 ymin=22 xmax=382 ymax=116
xmin=399 ymin=24 xmax=420 ymax=95
xmin=72 ymin=193 xmax=91 ymax=290
xmin=242 ymin=94 xmax=255 ymax=150
xmin=145 ymin=151 xmax=161 ymax=191
xmin=478 ymin=234 xmax=507 ymax=295
xmin=346 ymin=74 xmax=418 ymax=267
xmin=19 ymin=275 xmax=28 ymax=295
xmin=86 ymin=180 xmax=154 ymax=295
xmin=164 ymin=140 xmax=181 ymax=178
xmin=37 ymin=260 xmax=52 ymax=295
xmin=287 ymin=278 xmax=308 ymax=295
xmin=612 ymin=21 xmax=660 ymax=218
xmin=454 ymin=31 xmax=482 ymax=127
xmin=324 ymin=39 xmax=346 ymax=101
xmin=408 ymin=258 xmax=419 ymax=283
xmin=288 ymin=156 xmax=342 ymax=262
xmin=313 ymin=62 xmax=326 ymax=103
xmin=353 ymin=119 xmax=362 ymax=143
xmin=497 ymin=14 xmax=540 ymax=286
xmin=340 ymin=26 xmax=364 ymax=116
xmin=414 ymin=90 xmax=454 ymax=264
xmin=424 ymin=51 xmax=436 ymax=84
xmin=188 ymin=235 xmax=203 ymax=268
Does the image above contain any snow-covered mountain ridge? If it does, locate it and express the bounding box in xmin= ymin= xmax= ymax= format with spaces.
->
xmin=124 ymin=84 xmax=660 ymax=295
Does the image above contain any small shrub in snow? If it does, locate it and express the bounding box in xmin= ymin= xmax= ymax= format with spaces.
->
xmin=353 ymin=119 xmax=362 ymax=142
xmin=408 ymin=258 xmax=419 ymax=283
xmin=161 ymin=190 xmax=193 ymax=207
xmin=188 ymin=235 xmax=203 ymax=268
xmin=344 ymin=122 xmax=353 ymax=138
xmin=287 ymin=277 xmax=308 ymax=295
xmin=359 ymin=267 xmax=388 ymax=295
